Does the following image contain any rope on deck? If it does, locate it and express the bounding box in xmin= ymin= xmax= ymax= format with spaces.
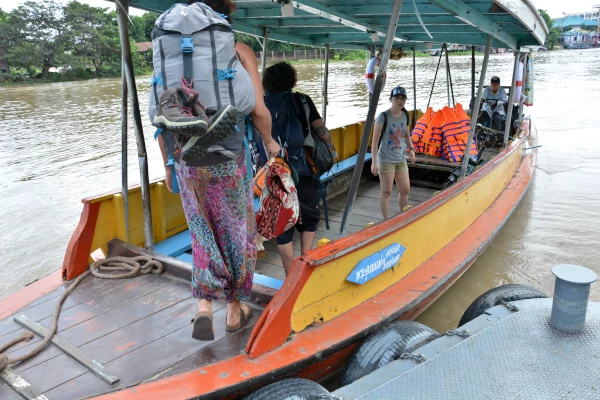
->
xmin=0 ymin=256 xmax=163 ymax=371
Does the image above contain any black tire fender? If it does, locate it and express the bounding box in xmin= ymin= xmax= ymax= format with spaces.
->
xmin=458 ymin=284 xmax=548 ymax=327
xmin=242 ymin=377 xmax=330 ymax=400
xmin=339 ymin=320 xmax=439 ymax=387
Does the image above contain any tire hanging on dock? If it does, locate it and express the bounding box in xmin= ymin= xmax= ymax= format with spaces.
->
xmin=339 ymin=320 xmax=439 ymax=387
xmin=242 ymin=377 xmax=330 ymax=400
xmin=458 ymin=284 xmax=548 ymax=327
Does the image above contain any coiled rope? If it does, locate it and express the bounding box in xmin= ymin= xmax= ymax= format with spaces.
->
xmin=0 ymin=256 xmax=163 ymax=371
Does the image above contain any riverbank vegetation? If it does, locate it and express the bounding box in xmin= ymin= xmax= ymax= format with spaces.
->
xmin=538 ymin=9 xmax=561 ymax=50
xmin=0 ymin=1 xmax=152 ymax=85
xmin=1 ymin=1 xmax=544 ymax=86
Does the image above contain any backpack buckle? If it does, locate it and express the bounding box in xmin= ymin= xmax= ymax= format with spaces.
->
xmin=180 ymin=37 xmax=194 ymax=54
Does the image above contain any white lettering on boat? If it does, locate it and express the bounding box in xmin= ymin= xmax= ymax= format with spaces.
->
xmin=347 ymin=243 xmax=406 ymax=284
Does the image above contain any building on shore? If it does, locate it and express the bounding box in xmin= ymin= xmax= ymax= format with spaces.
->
xmin=560 ymin=28 xmax=599 ymax=48
xmin=0 ymin=59 xmax=8 ymax=74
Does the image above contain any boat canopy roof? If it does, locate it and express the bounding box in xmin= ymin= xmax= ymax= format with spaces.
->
xmin=122 ymin=0 xmax=547 ymax=51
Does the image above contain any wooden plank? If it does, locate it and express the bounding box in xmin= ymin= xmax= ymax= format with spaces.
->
xmin=253 ymin=273 xmax=283 ymax=290
xmin=0 ymin=274 xmax=151 ymax=340
xmin=43 ymin=305 xmax=262 ymax=400
xmin=13 ymin=315 xmax=119 ymax=385
xmin=410 ymin=180 xmax=444 ymax=190
xmin=0 ymin=367 xmax=48 ymax=400
xmin=4 ymin=275 xmax=173 ymax=354
xmin=152 ymin=229 xmax=191 ymax=258
xmin=108 ymin=239 xmax=193 ymax=282
xmin=16 ymin=281 xmax=193 ymax=393
xmin=10 ymin=279 xmax=187 ymax=373
xmin=0 ymin=377 xmax=25 ymax=400
xmin=148 ymin=311 xmax=260 ymax=380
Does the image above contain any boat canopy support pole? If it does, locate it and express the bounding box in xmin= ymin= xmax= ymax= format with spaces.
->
xmin=116 ymin=0 xmax=154 ymax=250
xmin=444 ymin=43 xmax=455 ymax=107
xmin=445 ymin=45 xmax=451 ymax=106
xmin=503 ymin=48 xmax=521 ymax=148
xmin=426 ymin=43 xmax=445 ymax=109
xmin=261 ymin=28 xmax=269 ymax=76
xmin=322 ymin=44 xmax=330 ymax=125
xmin=121 ymin=61 xmax=129 ymax=243
xmin=412 ymin=46 xmax=416 ymax=129
xmin=471 ymin=46 xmax=475 ymax=103
xmin=516 ymin=53 xmax=529 ymax=137
xmin=460 ymin=34 xmax=493 ymax=180
xmin=339 ymin=0 xmax=404 ymax=234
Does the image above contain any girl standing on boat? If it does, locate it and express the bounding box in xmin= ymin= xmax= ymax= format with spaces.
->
xmin=371 ymin=86 xmax=416 ymax=220
xmin=156 ymin=0 xmax=280 ymax=341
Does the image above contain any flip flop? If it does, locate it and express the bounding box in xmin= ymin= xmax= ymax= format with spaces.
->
xmin=191 ymin=311 xmax=214 ymax=341
xmin=226 ymin=304 xmax=252 ymax=333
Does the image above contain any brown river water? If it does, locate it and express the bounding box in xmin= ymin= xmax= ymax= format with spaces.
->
xmin=1 ymin=49 xmax=599 ymax=333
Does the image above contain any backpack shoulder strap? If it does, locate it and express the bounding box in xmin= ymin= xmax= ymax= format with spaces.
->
xmin=292 ymin=93 xmax=311 ymax=137
xmin=378 ymin=111 xmax=388 ymax=148
xmin=402 ymin=107 xmax=411 ymax=127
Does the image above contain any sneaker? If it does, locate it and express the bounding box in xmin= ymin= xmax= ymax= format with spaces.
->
xmin=180 ymin=105 xmax=239 ymax=163
xmin=152 ymin=88 xmax=208 ymax=137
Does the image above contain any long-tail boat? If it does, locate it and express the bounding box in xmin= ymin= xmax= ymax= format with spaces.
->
xmin=0 ymin=1 xmax=547 ymax=398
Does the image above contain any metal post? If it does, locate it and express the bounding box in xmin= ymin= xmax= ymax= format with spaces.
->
xmin=412 ymin=46 xmax=416 ymax=130
xmin=121 ymin=63 xmax=130 ymax=242
xmin=261 ymin=28 xmax=269 ymax=76
xmin=339 ymin=0 xmax=404 ymax=234
xmin=445 ymin=45 xmax=451 ymax=106
xmin=550 ymin=264 xmax=597 ymax=332
xmin=322 ymin=44 xmax=330 ymax=125
xmin=444 ymin=44 xmax=455 ymax=107
xmin=503 ymin=49 xmax=520 ymax=148
xmin=516 ymin=53 xmax=528 ymax=137
xmin=460 ymin=35 xmax=493 ymax=180
xmin=115 ymin=0 xmax=154 ymax=250
xmin=471 ymin=46 xmax=475 ymax=103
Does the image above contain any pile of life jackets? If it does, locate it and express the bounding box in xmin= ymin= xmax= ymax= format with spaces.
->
xmin=411 ymin=103 xmax=477 ymax=162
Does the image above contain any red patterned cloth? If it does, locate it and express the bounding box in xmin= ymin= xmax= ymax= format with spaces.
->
xmin=256 ymin=159 xmax=299 ymax=240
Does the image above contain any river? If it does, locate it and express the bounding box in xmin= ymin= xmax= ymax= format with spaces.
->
xmin=1 ymin=49 xmax=599 ymax=333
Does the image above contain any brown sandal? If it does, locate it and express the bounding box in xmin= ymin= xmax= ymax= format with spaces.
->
xmin=192 ymin=311 xmax=214 ymax=341
xmin=226 ymin=304 xmax=252 ymax=333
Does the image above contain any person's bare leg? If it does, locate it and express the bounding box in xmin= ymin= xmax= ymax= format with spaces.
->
xmin=197 ymin=298 xmax=212 ymax=314
xmin=379 ymin=172 xmax=395 ymax=219
xmin=226 ymin=299 xmax=251 ymax=327
xmin=395 ymin=171 xmax=410 ymax=211
xmin=300 ymin=231 xmax=316 ymax=254
xmin=278 ymin=242 xmax=294 ymax=275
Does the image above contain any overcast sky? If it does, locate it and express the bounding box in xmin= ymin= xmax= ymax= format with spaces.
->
xmin=1 ymin=0 xmax=599 ymax=19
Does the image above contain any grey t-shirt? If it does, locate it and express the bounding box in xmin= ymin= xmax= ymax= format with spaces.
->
xmin=375 ymin=110 xmax=409 ymax=164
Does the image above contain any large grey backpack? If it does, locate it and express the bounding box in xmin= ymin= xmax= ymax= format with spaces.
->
xmin=149 ymin=2 xmax=256 ymax=166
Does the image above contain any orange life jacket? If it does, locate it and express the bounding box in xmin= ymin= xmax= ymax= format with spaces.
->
xmin=441 ymin=104 xmax=477 ymax=162
xmin=411 ymin=107 xmax=433 ymax=154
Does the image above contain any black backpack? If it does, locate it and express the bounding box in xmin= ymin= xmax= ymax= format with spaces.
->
xmin=293 ymin=94 xmax=335 ymax=175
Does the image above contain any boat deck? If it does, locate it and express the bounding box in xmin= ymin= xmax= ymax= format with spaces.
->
xmin=0 ymin=179 xmax=435 ymax=400
xmin=333 ymin=299 xmax=600 ymax=399
xmin=255 ymin=179 xmax=437 ymax=281
xmin=0 ymin=272 xmax=263 ymax=400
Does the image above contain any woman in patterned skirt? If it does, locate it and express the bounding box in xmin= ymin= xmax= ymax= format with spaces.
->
xmin=156 ymin=0 xmax=280 ymax=340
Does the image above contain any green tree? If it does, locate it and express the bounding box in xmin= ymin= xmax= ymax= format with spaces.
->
xmin=64 ymin=1 xmax=121 ymax=77
xmin=130 ymin=12 xmax=157 ymax=42
xmin=538 ymin=9 xmax=561 ymax=50
xmin=6 ymin=1 xmax=70 ymax=77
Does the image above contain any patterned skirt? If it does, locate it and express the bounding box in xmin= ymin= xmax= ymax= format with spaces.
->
xmin=175 ymin=154 xmax=257 ymax=302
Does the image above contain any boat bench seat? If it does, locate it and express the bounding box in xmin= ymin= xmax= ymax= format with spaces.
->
xmin=173 ymin=252 xmax=283 ymax=290
xmin=152 ymin=155 xmax=369 ymax=291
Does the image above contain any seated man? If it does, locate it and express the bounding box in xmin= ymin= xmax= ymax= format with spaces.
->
xmin=477 ymin=76 xmax=508 ymax=131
